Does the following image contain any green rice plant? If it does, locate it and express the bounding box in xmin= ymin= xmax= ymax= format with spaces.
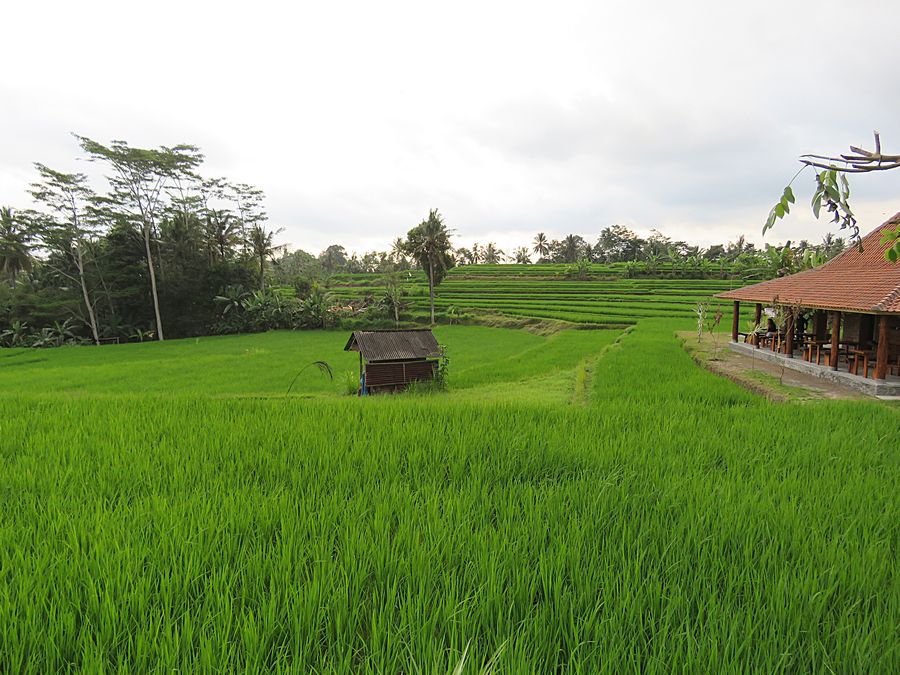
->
xmin=0 ymin=326 xmax=609 ymax=396
xmin=0 ymin=365 xmax=896 ymax=671
xmin=0 ymin=277 xmax=896 ymax=672
xmin=342 ymin=369 xmax=359 ymax=396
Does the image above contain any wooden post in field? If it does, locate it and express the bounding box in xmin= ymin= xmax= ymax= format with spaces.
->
xmin=731 ymin=301 xmax=740 ymax=342
xmin=830 ymin=311 xmax=841 ymax=370
xmin=753 ymin=303 xmax=762 ymax=346
xmin=784 ymin=309 xmax=794 ymax=357
xmin=874 ymin=316 xmax=889 ymax=380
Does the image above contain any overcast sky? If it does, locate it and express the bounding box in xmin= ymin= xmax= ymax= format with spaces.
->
xmin=3 ymin=1 xmax=899 ymax=256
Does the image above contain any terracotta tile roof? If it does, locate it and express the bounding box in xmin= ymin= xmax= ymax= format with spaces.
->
xmin=716 ymin=214 xmax=900 ymax=314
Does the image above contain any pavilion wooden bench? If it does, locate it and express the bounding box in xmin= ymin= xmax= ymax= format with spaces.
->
xmin=868 ymin=354 xmax=900 ymax=378
xmin=804 ymin=339 xmax=830 ymax=364
xmin=848 ymin=349 xmax=872 ymax=378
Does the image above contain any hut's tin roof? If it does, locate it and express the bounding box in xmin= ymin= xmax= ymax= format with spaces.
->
xmin=715 ymin=214 xmax=900 ymax=314
xmin=344 ymin=329 xmax=440 ymax=361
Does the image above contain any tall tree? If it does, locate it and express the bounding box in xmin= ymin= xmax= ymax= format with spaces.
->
xmin=483 ymin=242 xmax=504 ymax=264
xmin=561 ymin=234 xmax=586 ymax=263
xmin=0 ymin=207 xmax=34 ymax=288
xmin=247 ymin=224 xmax=284 ymax=291
xmin=513 ymin=246 xmax=532 ymax=264
xmin=204 ymin=210 xmax=242 ymax=262
xmin=230 ymin=183 xmax=267 ymax=256
xmin=76 ymin=136 xmax=204 ymax=340
xmin=403 ymin=209 xmax=454 ymax=324
xmin=454 ymin=247 xmax=474 ymax=265
xmin=595 ymin=225 xmax=642 ymax=262
xmin=381 ymin=272 xmax=405 ymax=325
xmin=29 ymin=164 xmax=103 ymax=344
xmin=319 ymin=244 xmax=348 ymax=273
xmin=532 ymin=232 xmax=550 ymax=259
xmin=390 ymin=237 xmax=408 ymax=267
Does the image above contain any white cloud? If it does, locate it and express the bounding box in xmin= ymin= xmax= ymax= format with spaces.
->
xmin=2 ymin=0 xmax=899 ymax=257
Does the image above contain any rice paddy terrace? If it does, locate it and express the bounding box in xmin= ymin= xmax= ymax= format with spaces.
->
xmin=1 ymin=275 xmax=897 ymax=672
xmin=329 ymin=265 xmax=750 ymax=327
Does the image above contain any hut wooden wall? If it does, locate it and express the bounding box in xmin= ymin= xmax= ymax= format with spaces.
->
xmin=365 ymin=360 xmax=436 ymax=389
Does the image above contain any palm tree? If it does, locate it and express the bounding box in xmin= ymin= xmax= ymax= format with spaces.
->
xmin=513 ymin=246 xmax=532 ymax=264
xmin=403 ymin=209 xmax=454 ymax=324
xmin=561 ymin=234 xmax=582 ymax=264
xmin=483 ymin=242 xmax=504 ymax=264
xmin=204 ymin=210 xmax=242 ymax=262
xmin=247 ymin=224 xmax=285 ymax=291
xmin=532 ymin=232 xmax=550 ymax=259
xmin=0 ymin=207 xmax=34 ymax=288
xmin=390 ymin=237 xmax=407 ymax=266
xmin=454 ymin=247 xmax=473 ymax=265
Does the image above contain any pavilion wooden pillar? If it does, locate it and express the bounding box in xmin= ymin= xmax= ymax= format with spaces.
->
xmin=830 ymin=311 xmax=841 ymax=370
xmin=753 ymin=303 xmax=762 ymax=346
xmin=731 ymin=301 xmax=740 ymax=342
xmin=874 ymin=315 xmax=890 ymax=380
xmin=813 ymin=310 xmax=828 ymax=340
xmin=784 ymin=309 xmax=795 ymax=357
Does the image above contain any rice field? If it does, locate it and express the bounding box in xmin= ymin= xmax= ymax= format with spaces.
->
xmin=330 ymin=273 xmax=752 ymax=327
xmin=0 ymin=326 xmax=616 ymax=396
xmin=1 ymin=286 xmax=898 ymax=671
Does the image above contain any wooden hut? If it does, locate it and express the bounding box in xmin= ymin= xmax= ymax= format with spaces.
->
xmin=344 ymin=329 xmax=441 ymax=394
xmin=715 ymin=215 xmax=900 ymax=381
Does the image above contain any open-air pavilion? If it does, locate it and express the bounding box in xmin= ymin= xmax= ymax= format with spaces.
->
xmin=715 ymin=215 xmax=900 ymax=396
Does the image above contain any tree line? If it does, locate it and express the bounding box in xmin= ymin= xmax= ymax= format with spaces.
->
xmin=0 ymin=136 xmax=296 ymax=346
xmin=1 ymin=135 xmax=848 ymax=347
xmin=454 ymin=226 xmax=845 ymax=269
xmin=266 ymin=226 xmax=845 ymax=279
xmin=0 ymin=136 xmax=458 ymax=345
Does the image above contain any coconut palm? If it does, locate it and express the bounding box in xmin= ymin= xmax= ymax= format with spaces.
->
xmin=205 ymin=210 xmax=242 ymax=262
xmin=247 ymin=224 xmax=285 ymax=291
xmin=454 ymin=247 xmax=473 ymax=265
xmin=402 ymin=209 xmax=454 ymax=324
xmin=532 ymin=232 xmax=550 ymax=259
xmin=513 ymin=246 xmax=532 ymax=264
xmin=483 ymin=242 xmax=504 ymax=264
xmin=390 ymin=237 xmax=408 ymax=266
xmin=0 ymin=207 xmax=34 ymax=288
xmin=561 ymin=234 xmax=583 ymax=264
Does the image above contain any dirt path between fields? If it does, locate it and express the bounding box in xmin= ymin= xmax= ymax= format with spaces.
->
xmin=679 ymin=332 xmax=869 ymax=401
